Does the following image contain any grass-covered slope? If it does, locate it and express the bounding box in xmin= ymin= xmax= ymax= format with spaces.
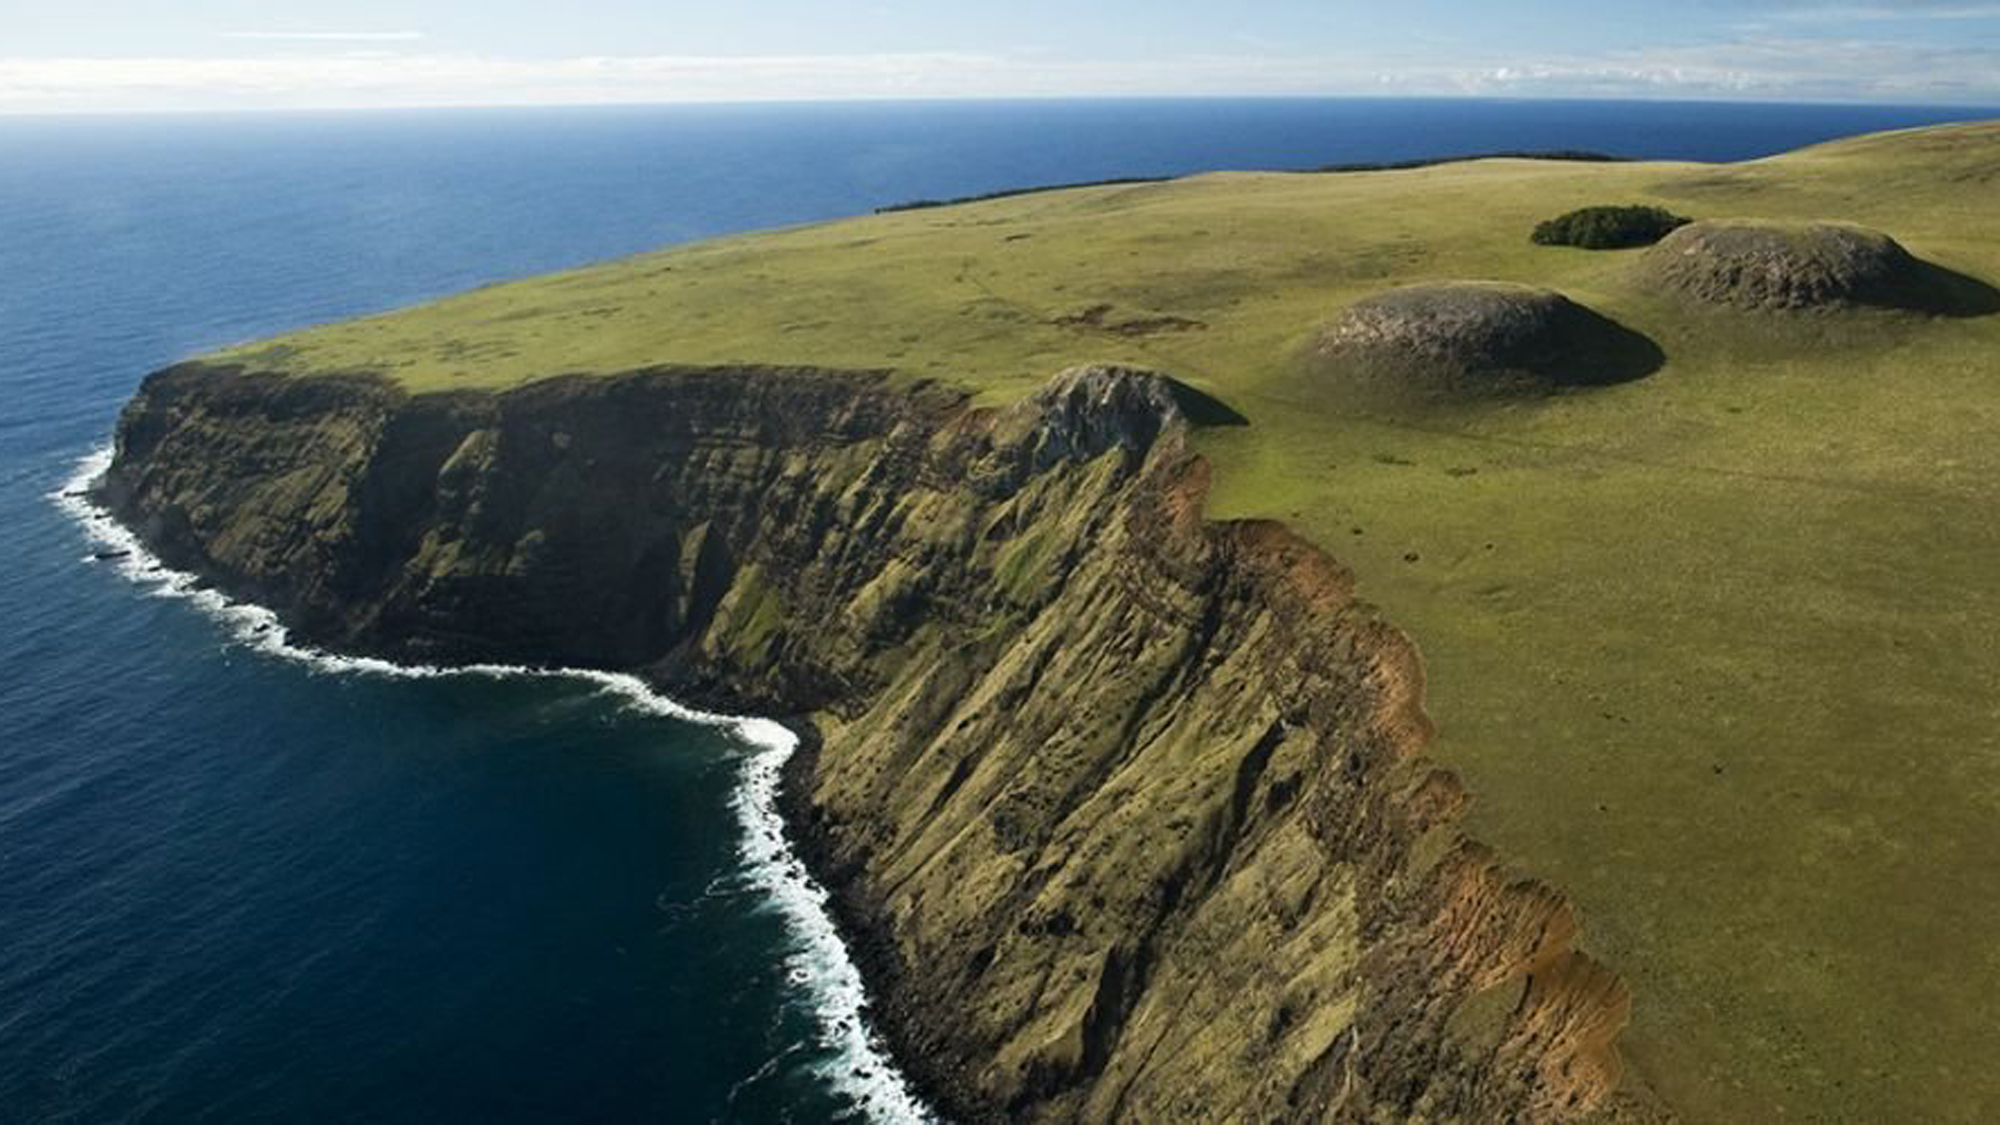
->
xmin=214 ymin=119 xmax=2000 ymax=1122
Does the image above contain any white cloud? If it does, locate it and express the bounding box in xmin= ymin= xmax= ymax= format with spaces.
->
xmin=0 ymin=39 xmax=1994 ymax=114
xmin=1763 ymin=4 xmax=2000 ymax=19
xmin=1456 ymin=37 xmax=2000 ymax=99
xmin=221 ymin=31 xmax=427 ymax=42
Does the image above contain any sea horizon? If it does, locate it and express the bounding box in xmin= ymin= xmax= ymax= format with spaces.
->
xmin=6 ymin=90 xmax=1999 ymax=120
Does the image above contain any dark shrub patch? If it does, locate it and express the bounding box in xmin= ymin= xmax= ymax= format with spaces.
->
xmin=1532 ymin=205 xmax=1692 ymax=250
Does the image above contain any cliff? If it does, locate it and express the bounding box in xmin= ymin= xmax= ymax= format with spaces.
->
xmin=100 ymin=361 xmax=1630 ymax=1122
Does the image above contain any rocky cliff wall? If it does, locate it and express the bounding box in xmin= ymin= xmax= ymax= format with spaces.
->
xmin=100 ymin=361 xmax=1630 ymax=1122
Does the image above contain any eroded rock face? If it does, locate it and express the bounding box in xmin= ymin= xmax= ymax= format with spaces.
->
xmin=1638 ymin=219 xmax=1928 ymax=311
xmin=101 ymin=360 xmax=1630 ymax=1122
xmin=1304 ymin=282 xmax=1661 ymax=408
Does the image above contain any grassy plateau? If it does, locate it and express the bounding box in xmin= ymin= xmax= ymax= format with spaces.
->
xmin=217 ymin=120 xmax=2000 ymax=1122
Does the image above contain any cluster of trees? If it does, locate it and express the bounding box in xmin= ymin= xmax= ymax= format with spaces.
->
xmin=876 ymin=177 xmax=1165 ymax=213
xmin=1309 ymin=150 xmax=1623 ymax=174
xmin=877 ymin=154 xmax=1631 ymax=215
xmin=1532 ymin=205 xmax=1691 ymax=249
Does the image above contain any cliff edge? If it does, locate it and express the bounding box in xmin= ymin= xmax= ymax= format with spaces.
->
xmin=100 ymin=361 xmax=1630 ymax=1121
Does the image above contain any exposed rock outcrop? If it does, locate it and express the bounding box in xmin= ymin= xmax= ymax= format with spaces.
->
xmin=1635 ymin=219 xmax=1991 ymax=314
xmin=100 ymin=360 xmax=1630 ymax=1121
xmin=1303 ymin=282 xmax=1661 ymax=409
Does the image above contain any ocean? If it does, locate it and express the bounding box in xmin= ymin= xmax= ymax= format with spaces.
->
xmin=2 ymin=97 xmax=1992 ymax=1123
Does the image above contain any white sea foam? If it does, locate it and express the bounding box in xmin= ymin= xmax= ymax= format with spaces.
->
xmin=53 ymin=444 xmax=934 ymax=1123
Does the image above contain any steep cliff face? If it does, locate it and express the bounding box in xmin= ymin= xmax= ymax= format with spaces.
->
xmin=101 ymin=361 xmax=1629 ymax=1122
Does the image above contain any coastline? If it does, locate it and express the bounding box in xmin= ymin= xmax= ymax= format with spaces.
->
xmin=51 ymin=444 xmax=937 ymax=1125
xmin=775 ymin=718 xmax=983 ymax=1122
xmin=87 ymin=360 xmax=1635 ymax=1121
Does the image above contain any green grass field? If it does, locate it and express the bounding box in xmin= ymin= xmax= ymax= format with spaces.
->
xmin=218 ymin=120 xmax=2000 ymax=1122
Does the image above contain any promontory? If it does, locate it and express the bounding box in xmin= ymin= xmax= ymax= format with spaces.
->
xmin=97 ymin=120 xmax=2000 ymax=1122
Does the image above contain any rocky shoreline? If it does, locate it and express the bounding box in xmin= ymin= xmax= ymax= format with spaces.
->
xmin=773 ymin=718 xmax=953 ymax=1116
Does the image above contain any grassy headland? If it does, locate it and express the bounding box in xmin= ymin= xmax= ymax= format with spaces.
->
xmin=214 ymin=120 xmax=2000 ymax=1122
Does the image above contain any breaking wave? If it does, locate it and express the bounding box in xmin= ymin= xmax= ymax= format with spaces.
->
xmin=53 ymin=444 xmax=932 ymax=1124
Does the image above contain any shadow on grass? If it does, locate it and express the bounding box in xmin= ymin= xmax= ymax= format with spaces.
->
xmin=1163 ymin=379 xmax=1251 ymax=427
xmin=1538 ymin=306 xmax=1668 ymax=387
xmin=1894 ymin=260 xmax=2000 ymax=318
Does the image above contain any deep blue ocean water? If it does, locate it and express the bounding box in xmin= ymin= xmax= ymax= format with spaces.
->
xmin=2 ymin=97 xmax=1993 ymax=1123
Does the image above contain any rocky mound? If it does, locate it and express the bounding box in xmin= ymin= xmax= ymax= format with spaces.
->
xmin=1303 ymin=282 xmax=1661 ymax=407
xmin=1636 ymin=219 xmax=1983 ymax=313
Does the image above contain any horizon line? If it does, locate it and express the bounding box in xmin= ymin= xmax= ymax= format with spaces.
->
xmin=3 ymin=90 xmax=1997 ymax=121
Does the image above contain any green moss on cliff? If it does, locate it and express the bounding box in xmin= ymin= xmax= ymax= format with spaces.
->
xmin=992 ymin=527 xmax=1055 ymax=604
xmin=714 ymin=564 xmax=787 ymax=662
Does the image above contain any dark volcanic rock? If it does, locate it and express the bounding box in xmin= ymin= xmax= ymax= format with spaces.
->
xmin=1303 ymin=282 xmax=1662 ymax=409
xmin=1637 ymin=219 xmax=2000 ymax=314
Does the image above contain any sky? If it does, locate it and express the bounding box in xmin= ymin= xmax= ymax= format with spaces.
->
xmin=1 ymin=1 xmax=1998 ymax=113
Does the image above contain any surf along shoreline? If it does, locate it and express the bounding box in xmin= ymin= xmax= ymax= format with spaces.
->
xmin=51 ymin=445 xmax=937 ymax=1125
